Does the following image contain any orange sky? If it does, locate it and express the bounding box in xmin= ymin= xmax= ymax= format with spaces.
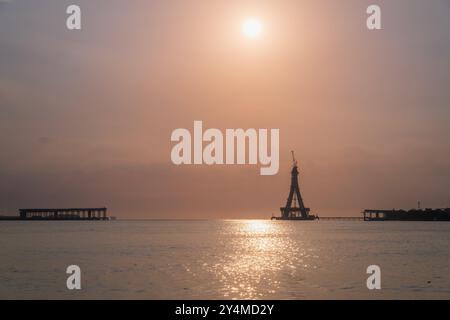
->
xmin=1 ymin=0 xmax=450 ymax=218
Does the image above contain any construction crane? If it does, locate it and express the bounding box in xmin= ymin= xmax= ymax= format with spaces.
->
xmin=291 ymin=150 xmax=298 ymax=167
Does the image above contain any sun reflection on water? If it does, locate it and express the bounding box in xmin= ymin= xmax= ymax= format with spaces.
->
xmin=201 ymin=220 xmax=312 ymax=299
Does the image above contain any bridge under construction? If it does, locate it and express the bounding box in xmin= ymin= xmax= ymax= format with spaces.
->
xmin=272 ymin=152 xmax=318 ymax=221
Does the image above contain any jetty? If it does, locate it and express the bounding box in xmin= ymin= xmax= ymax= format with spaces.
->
xmin=363 ymin=208 xmax=450 ymax=221
xmin=319 ymin=216 xmax=363 ymax=221
xmin=0 ymin=208 xmax=108 ymax=221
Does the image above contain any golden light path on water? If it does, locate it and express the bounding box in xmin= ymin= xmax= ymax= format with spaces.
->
xmin=201 ymin=220 xmax=317 ymax=299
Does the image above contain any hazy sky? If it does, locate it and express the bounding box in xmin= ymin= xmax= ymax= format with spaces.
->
xmin=1 ymin=0 xmax=450 ymax=218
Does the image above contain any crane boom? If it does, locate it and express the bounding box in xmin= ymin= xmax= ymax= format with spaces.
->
xmin=291 ymin=150 xmax=297 ymax=166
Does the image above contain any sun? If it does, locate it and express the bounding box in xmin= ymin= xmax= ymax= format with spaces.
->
xmin=242 ymin=18 xmax=263 ymax=38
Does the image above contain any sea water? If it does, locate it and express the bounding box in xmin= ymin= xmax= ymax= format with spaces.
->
xmin=0 ymin=220 xmax=449 ymax=299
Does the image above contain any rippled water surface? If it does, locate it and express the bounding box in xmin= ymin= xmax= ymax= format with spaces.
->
xmin=0 ymin=220 xmax=449 ymax=299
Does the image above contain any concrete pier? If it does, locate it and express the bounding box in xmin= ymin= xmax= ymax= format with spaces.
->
xmin=363 ymin=208 xmax=450 ymax=221
xmin=14 ymin=208 xmax=108 ymax=220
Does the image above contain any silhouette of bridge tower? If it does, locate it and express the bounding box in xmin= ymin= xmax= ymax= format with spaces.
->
xmin=278 ymin=151 xmax=315 ymax=220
